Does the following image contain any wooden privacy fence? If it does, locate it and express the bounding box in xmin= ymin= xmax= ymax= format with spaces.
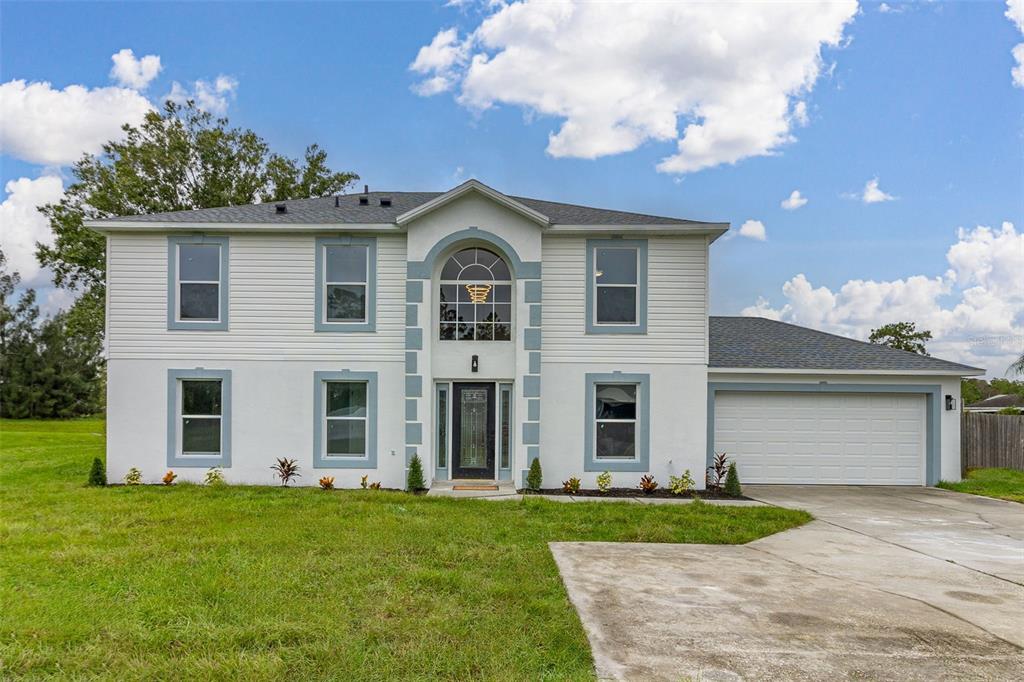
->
xmin=961 ymin=413 xmax=1024 ymax=472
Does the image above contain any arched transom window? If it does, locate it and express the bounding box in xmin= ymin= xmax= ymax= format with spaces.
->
xmin=439 ymin=248 xmax=512 ymax=341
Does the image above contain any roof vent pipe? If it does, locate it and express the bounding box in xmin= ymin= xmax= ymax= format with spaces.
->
xmin=275 ymin=203 xmax=287 ymax=214
xmin=334 ymin=196 xmax=340 ymax=208
xmin=363 ymin=184 xmax=369 ymax=194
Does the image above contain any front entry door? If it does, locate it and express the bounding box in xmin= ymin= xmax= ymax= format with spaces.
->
xmin=452 ymin=383 xmax=496 ymax=479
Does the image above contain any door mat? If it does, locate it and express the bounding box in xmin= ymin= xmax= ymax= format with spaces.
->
xmin=452 ymin=485 xmax=500 ymax=491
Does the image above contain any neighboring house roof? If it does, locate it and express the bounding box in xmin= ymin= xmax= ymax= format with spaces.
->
xmin=965 ymin=394 xmax=1024 ymax=410
xmin=93 ymin=179 xmax=714 ymax=228
xmin=709 ymin=316 xmax=984 ymax=375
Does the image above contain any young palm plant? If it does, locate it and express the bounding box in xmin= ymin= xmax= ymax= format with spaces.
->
xmin=271 ymin=458 xmax=301 ymax=486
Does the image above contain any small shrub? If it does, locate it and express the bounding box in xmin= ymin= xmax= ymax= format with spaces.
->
xmin=406 ymin=454 xmax=426 ymax=492
xmin=997 ymin=406 xmax=1023 ymax=415
xmin=724 ymin=462 xmax=742 ymax=497
xmin=88 ymin=457 xmax=106 ymax=486
xmin=369 ymin=481 xmax=382 ymax=490
xmin=561 ymin=477 xmax=581 ymax=494
xmin=162 ymin=470 xmax=177 ymax=486
xmin=669 ymin=470 xmax=695 ymax=495
xmin=270 ymin=458 xmax=301 ymax=486
xmin=204 ymin=467 xmax=225 ymax=486
xmin=360 ymin=475 xmax=369 ymax=489
xmin=638 ymin=474 xmax=658 ymax=494
xmin=319 ymin=476 xmax=335 ymax=490
xmin=706 ymin=452 xmax=729 ymax=492
xmin=596 ymin=470 xmax=612 ymax=493
xmin=124 ymin=468 xmax=142 ymax=485
xmin=526 ymin=457 xmax=543 ymax=492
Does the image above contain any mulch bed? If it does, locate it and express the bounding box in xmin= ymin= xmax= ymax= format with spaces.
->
xmin=525 ymin=487 xmax=750 ymax=500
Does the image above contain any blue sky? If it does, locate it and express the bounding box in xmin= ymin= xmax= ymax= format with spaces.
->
xmin=1 ymin=1 xmax=1022 ymax=374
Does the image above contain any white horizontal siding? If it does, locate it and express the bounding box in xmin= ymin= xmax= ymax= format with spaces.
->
xmin=107 ymin=233 xmax=406 ymax=361
xmin=541 ymin=235 xmax=707 ymax=363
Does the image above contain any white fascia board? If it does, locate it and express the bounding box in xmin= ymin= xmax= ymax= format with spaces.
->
xmin=395 ymin=179 xmax=550 ymax=227
xmin=548 ymin=223 xmax=729 ymax=238
xmin=87 ymin=221 xmax=400 ymax=233
xmin=709 ymin=367 xmax=986 ymax=377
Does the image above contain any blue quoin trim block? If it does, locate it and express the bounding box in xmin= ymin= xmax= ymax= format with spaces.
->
xmin=405 ymin=375 xmax=423 ymax=398
xmin=405 ymin=352 xmax=417 ymax=374
xmin=524 ymin=280 xmax=542 ymax=303
xmin=585 ymin=238 xmax=648 ymax=335
xmin=522 ymin=422 xmax=540 ymax=445
xmin=524 ymin=328 xmax=542 ymax=350
xmin=166 ymin=368 xmax=232 ymax=468
xmin=527 ymin=398 xmax=540 ymax=421
xmin=523 ymin=375 xmax=541 ymax=397
xmin=312 ymin=370 xmax=378 ymax=469
xmin=314 ymin=237 xmax=377 ymax=333
xmin=529 ymin=304 xmax=542 ymax=327
xmin=405 ymin=280 xmax=423 ymax=303
xmin=706 ymin=382 xmax=943 ymax=485
xmin=167 ymin=236 xmax=230 ymax=331
xmin=584 ymin=371 xmax=650 ymax=472
xmin=405 ymin=422 xmax=423 ymax=445
xmin=528 ymin=352 xmax=541 ymax=375
xmin=406 ymin=328 xmax=423 ymax=350
xmin=405 ymin=398 xmax=417 ymax=421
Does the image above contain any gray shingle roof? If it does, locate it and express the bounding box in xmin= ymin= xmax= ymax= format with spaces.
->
xmin=709 ymin=316 xmax=983 ymax=374
xmin=101 ymin=190 xmax=703 ymax=226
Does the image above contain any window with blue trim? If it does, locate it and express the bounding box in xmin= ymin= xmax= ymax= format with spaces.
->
xmin=168 ymin=236 xmax=229 ymax=331
xmin=167 ymin=368 xmax=231 ymax=468
xmin=586 ymin=239 xmax=647 ymax=334
xmin=313 ymin=370 xmax=378 ymax=468
xmin=315 ymin=238 xmax=377 ymax=332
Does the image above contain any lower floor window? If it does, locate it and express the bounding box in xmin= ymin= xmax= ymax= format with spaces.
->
xmin=181 ymin=379 xmax=222 ymax=455
xmin=325 ymin=381 xmax=368 ymax=457
xmin=594 ymin=383 xmax=637 ymax=460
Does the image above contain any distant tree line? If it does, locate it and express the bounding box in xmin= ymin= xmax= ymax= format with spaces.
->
xmin=0 ymin=250 xmax=104 ymax=418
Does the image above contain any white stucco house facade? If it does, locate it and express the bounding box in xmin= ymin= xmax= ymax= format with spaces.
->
xmin=90 ymin=180 xmax=983 ymax=489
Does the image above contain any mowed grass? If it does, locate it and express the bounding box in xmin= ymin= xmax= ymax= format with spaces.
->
xmin=0 ymin=419 xmax=809 ymax=680
xmin=939 ymin=467 xmax=1024 ymax=504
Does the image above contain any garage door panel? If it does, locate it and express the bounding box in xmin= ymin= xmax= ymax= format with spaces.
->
xmin=714 ymin=391 xmax=925 ymax=485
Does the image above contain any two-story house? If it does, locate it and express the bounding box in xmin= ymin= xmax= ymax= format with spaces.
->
xmin=90 ymin=180 xmax=982 ymax=489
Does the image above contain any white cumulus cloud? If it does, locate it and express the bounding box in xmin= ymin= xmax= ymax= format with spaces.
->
xmin=109 ymin=48 xmax=162 ymax=89
xmin=1008 ymin=0 xmax=1024 ymax=87
xmin=781 ymin=190 xmax=808 ymax=210
xmin=0 ymin=175 xmax=65 ymax=288
xmin=860 ymin=177 xmax=895 ymax=203
xmin=738 ymin=219 xmax=767 ymax=241
xmin=167 ymin=75 xmax=238 ymax=116
xmin=0 ymin=79 xmax=153 ymax=166
xmin=412 ymin=0 xmax=858 ymax=174
xmin=741 ymin=222 xmax=1024 ymax=376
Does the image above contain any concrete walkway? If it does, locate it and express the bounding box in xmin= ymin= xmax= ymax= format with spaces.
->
xmin=552 ymin=486 xmax=1024 ymax=681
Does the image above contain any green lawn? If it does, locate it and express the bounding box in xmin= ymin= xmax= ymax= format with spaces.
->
xmin=0 ymin=419 xmax=809 ymax=680
xmin=938 ymin=467 xmax=1024 ymax=504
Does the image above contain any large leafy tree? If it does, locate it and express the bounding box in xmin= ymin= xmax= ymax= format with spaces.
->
xmin=868 ymin=321 xmax=932 ymax=356
xmin=37 ymin=100 xmax=358 ymax=337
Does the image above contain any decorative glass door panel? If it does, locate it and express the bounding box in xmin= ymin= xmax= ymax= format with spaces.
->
xmin=452 ymin=383 xmax=496 ymax=479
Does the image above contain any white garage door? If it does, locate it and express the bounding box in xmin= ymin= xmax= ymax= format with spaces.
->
xmin=714 ymin=392 xmax=925 ymax=485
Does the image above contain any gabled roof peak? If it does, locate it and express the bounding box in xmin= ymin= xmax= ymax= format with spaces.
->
xmin=395 ymin=179 xmax=550 ymax=227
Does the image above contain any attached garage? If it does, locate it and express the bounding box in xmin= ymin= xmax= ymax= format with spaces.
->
xmin=713 ymin=391 xmax=926 ymax=485
xmin=708 ymin=317 xmax=985 ymax=486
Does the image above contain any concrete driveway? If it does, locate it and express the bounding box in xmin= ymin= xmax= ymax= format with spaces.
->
xmin=551 ymin=486 xmax=1024 ymax=681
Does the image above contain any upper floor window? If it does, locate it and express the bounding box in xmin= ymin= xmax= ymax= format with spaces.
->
xmin=315 ymin=237 xmax=377 ymax=333
xmin=325 ymin=245 xmax=368 ymax=322
xmin=585 ymin=239 xmax=648 ymax=334
xmin=438 ymin=248 xmax=512 ymax=341
xmin=168 ymin=236 xmax=229 ymax=331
